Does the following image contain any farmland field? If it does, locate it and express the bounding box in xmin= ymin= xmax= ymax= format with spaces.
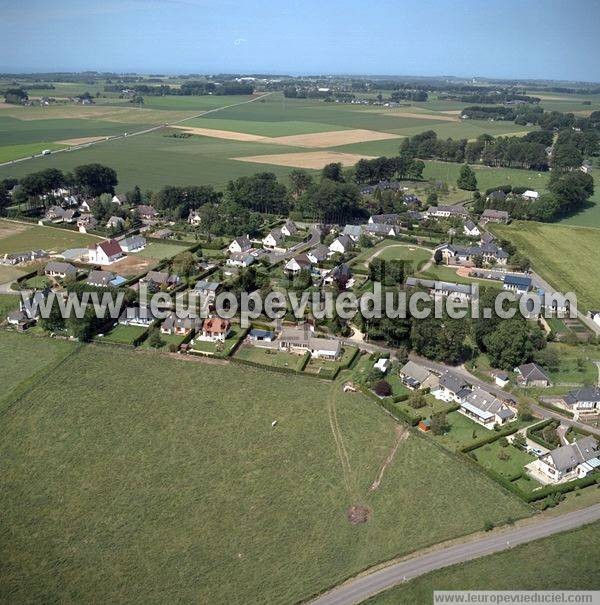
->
xmin=0 ymin=345 xmax=529 ymax=605
xmin=366 ymin=520 xmax=600 ymax=604
xmin=491 ymin=221 xmax=600 ymax=311
xmin=0 ymin=219 xmax=99 ymax=254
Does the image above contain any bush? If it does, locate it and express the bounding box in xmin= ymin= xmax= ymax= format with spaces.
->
xmin=373 ymin=380 xmax=392 ymax=397
xmin=483 ymin=520 xmax=494 ymax=532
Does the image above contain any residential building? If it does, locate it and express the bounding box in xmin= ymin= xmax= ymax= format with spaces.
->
xmin=342 ymin=224 xmax=363 ymax=241
xmin=562 ymin=387 xmax=600 ymax=412
xmin=154 ymin=228 xmax=173 ymax=239
xmin=137 ymin=205 xmax=158 ymax=220
xmin=188 ymin=210 xmax=202 ymax=226
xmin=486 ymin=190 xmax=507 ymax=204
xmin=522 ymin=190 xmax=540 ymax=201
xmin=399 ymin=361 xmax=439 ymax=390
xmin=120 ymin=235 xmax=146 ymax=252
xmin=492 ymin=371 xmax=510 ymax=388
xmin=434 ymin=371 xmax=469 ymax=402
xmin=480 ymin=209 xmax=509 ymax=224
xmin=281 ymin=220 xmax=298 ymax=237
xmin=459 ymin=387 xmax=515 ymax=428
xmin=277 ymin=326 xmax=341 ymax=360
xmin=262 ymin=228 xmax=285 ymax=249
xmin=86 ymin=270 xmax=116 ymax=287
xmin=88 ymin=239 xmax=123 ymax=265
xmin=1 ymin=250 xmax=48 ymax=266
xmin=248 ymin=328 xmax=274 ymax=342
xmin=515 ymin=363 xmax=551 ymax=388
xmin=306 ymin=244 xmax=330 ymax=264
xmin=45 ymin=261 xmax=76 ymax=279
xmin=106 ymin=215 xmax=125 ymax=230
xmin=329 ymin=234 xmax=354 ymax=254
xmin=405 ymin=277 xmax=472 ymax=302
xmin=228 ymin=236 xmax=252 ymax=254
xmin=503 ymin=274 xmax=532 ymax=295
xmin=77 ymin=214 xmax=98 ymax=233
xmin=112 ymin=194 xmax=127 ymax=205
xmin=535 ymin=437 xmax=599 ymax=483
xmin=194 ymin=280 xmax=221 ymax=301
xmin=368 ymin=213 xmax=400 ymax=225
xmin=365 ymin=223 xmax=397 ymax=237
xmin=6 ymin=289 xmax=49 ymax=330
xmin=161 ymin=312 xmax=201 ymax=336
xmin=426 ymin=205 xmax=469 ymax=220
xmin=285 ymin=254 xmax=312 ymax=275
xmin=45 ymin=206 xmax=66 ymax=222
xmin=227 ymin=252 xmax=255 ymax=267
xmin=199 ymin=317 xmax=231 ymax=342
xmin=463 ymin=220 xmax=481 ymax=237
xmin=118 ymin=306 xmax=157 ymax=327
xmin=324 ymin=263 xmax=352 ymax=287
xmin=140 ymin=270 xmax=181 ymax=291
xmin=437 ymin=242 xmax=508 ymax=266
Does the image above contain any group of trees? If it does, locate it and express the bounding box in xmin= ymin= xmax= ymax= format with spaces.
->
xmin=354 ymin=155 xmax=425 ymax=183
xmin=359 ymin=282 xmax=547 ymax=367
xmin=3 ymin=87 xmax=28 ymax=104
xmin=443 ymin=92 xmax=539 ymax=104
xmin=104 ymin=82 xmax=253 ymax=97
xmin=400 ymin=131 xmax=549 ymax=171
xmin=461 ymin=104 xmax=544 ymax=125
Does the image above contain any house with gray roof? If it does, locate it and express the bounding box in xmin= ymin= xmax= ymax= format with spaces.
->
xmin=515 ymin=363 xmax=551 ymax=388
xmin=365 ymin=223 xmax=397 ymax=237
xmin=434 ymin=371 xmax=469 ymax=402
xmin=399 ymin=361 xmax=439 ymax=390
xmin=45 ymin=261 xmax=77 ymax=279
xmin=459 ymin=387 xmax=515 ymax=428
xmin=119 ymin=235 xmax=146 ymax=252
xmin=534 ymin=437 xmax=599 ymax=483
xmin=562 ymin=387 xmax=600 ymax=412
xmin=306 ymin=244 xmax=330 ymax=264
xmin=342 ymin=224 xmax=363 ymax=241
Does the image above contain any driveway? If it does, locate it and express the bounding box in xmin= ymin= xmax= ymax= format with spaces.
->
xmin=308 ymin=503 xmax=600 ymax=605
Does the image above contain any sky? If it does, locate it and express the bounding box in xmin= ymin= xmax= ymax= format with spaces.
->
xmin=1 ymin=0 xmax=599 ymax=82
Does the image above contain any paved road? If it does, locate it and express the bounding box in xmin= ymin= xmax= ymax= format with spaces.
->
xmin=309 ymin=503 xmax=600 ymax=605
xmin=530 ymin=402 xmax=600 ymax=438
xmin=263 ymin=226 xmax=322 ymax=264
xmin=0 ymin=93 xmax=273 ymax=169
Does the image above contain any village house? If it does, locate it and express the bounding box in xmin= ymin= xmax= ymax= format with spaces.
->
xmin=365 ymin=223 xmax=397 ymax=237
xmin=86 ymin=270 xmax=117 ymax=287
xmin=277 ymin=325 xmax=341 ymax=360
xmin=342 ymin=224 xmax=363 ymax=241
xmin=486 ymin=190 xmax=507 ymax=204
xmin=106 ymin=215 xmax=126 ymax=231
xmin=437 ymin=242 xmax=508 ymax=266
xmin=62 ymin=209 xmax=77 ymax=223
xmin=262 ymin=228 xmax=285 ymax=250
xmin=329 ymin=234 xmax=354 ymax=255
xmin=426 ymin=205 xmax=469 ymax=220
xmin=458 ymin=387 xmax=515 ymax=428
xmin=118 ymin=306 xmax=157 ymax=327
xmin=463 ymin=220 xmax=481 ymax=237
xmin=522 ymin=190 xmax=540 ymax=202
xmin=194 ymin=280 xmax=221 ymax=301
xmin=405 ymin=277 xmax=472 ymax=303
xmin=1 ymin=250 xmax=48 ymax=266
xmin=6 ymin=289 xmax=49 ymax=330
xmin=119 ymin=235 xmax=146 ymax=252
xmin=154 ymin=228 xmax=173 ymax=239
xmin=248 ymin=328 xmax=275 ymax=343
xmin=140 ymin=270 xmax=181 ymax=291
xmin=514 ymin=362 xmax=551 ymax=388
xmin=284 ymin=254 xmax=312 ymax=275
xmin=373 ymin=357 xmax=391 ymax=374
xmin=226 ymin=252 xmax=255 ymax=268
xmin=503 ymin=274 xmax=532 ymax=295
xmin=79 ymin=199 xmax=93 ymax=213
xmin=228 ymin=235 xmax=251 ymax=254
xmin=368 ymin=213 xmax=400 ymax=225
xmin=161 ymin=312 xmax=201 ymax=336
xmin=136 ymin=205 xmax=158 ymax=220
xmin=588 ymin=311 xmax=600 ymax=329
xmin=77 ymin=214 xmax=98 ymax=233
xmin=561 ymin=387 xmax=600 ymax=413
xmin=280 ymin=220 xmax=298 ymax=237
xmin=433 ymin=371 xmax=469 ymax=402
xmin=188 ymin=210 xmax=202 ymax=226
xmin=44 ymin=261 xmax=77 ymax=279
xmin=399 ymin=361 xmax=439 ymax=390
xmin=533 ymin=437 xmax=599 ymax=483
xmin=324 ymin=263 xmax=352 ymax=287
xmin=492 ymin=370 xmax=510 ymax=388
xmin=480 ymin=209 xmax=510 ymax=224
xmin=306 ymin=244 xmax=330 ymax=264
xmin=45 ymin=206 xmax=66 ymax=222
xmin=580 ymin=161 xmax=593 ymax=174
xmin=198 ymin=317 xmax=231 ymax=342
xmin=88 ymin=240 xmax=124 ymax=265
xmin=112 ymin=194 xmax=127 ymax=206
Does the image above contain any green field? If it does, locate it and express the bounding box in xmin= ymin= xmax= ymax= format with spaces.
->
xmin=0 ymin=344 xmax=530 ymax=604
xmin=366 ymin=520 xmax=600 ymax=604
xmin=471 ymin=441 xmax=536 ymax=480
xmin=138 ymin=241 xmax=192 ymax=259
xmin=0 ymin=293 xmax=20 ymax=319
xmin=352 ymin=240 xmax=432 ymax=271
xmin=0 ymin=141 xmax=67 ymax=163
xmin=0 ymin=331 xmax=76 ymax=410
xmin=0 ymin=264 xmax=26 ymax=283
xmin=491 ymin=221 xmax=600 ymax=312
xmin=0 ymin=219 xmax=99 ymax=254
xmin=99 ymin=323 xmax=148 ymax=345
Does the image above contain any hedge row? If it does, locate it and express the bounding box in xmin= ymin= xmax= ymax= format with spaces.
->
xmin=526 ymin=419 xmax=557 ymax=450
xmin=460 ymin=422 xmax=522 ymax=453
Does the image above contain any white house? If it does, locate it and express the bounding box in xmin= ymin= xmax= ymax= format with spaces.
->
xmin=278 ymin=326 xmax=341 ymax=360
xmin=106 ymin=215 xmax=125 ymax=230
xmin=197 ymin=317 xmax=231 ymax=342
xmin=329 ymin=234 xmax=354 ymax=255
xmin=341 ymin=224 xmax=363 ymax=241
xmin=45 ymin=261 xmax=76 ymax=279
xmin=262 ymin=228 xmax=285 ymax=250
xmin=458 ymin=387 xmax=515 ymax=429
xmin=463 ymin=220 xmax=481 ymax=237
xmin=307 ymin=244 xmax=330 ymax=264
xmin=119 ymin=235 xmax=146 ymax=253
xmin=522 ymin=190 xmax=539 ymax=202
xmin=88 ymin=239 xmax=124 ymax=265
xmin=284 ymin=254 xmax=312 ymax=275
xmin=281 ymin=220 xmax=298 ymax=237
xmin=227 ymin=252 xmax=255 ymax=267
xmin=188 ymin=210 xmax=202 ymax=226
xmin=562 ymin=387 xmax=600 ymax=412
xmin=112 ymin=194 xmax=127 ymax=206
xmin=228 ymin=236 xmax=251 ymax=254
xmin=533 ymin=437 xmax=599 ymax=483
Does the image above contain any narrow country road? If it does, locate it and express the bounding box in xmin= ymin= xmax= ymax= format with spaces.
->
xmin=0 ymin=93 xmax=274 ymax=169
xmin=267 ymin=226 xmax=322 ymax=263
xmin=308 ymin=503 xmax=600 ymax=605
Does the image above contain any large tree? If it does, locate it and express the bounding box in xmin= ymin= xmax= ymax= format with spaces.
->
xmin=73 ymin=164 xmax=118 ymax=197
xmin=457 ymin=164 xmax=478 ymax=191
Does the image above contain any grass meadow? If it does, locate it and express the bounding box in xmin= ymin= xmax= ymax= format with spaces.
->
xmin=0 ymin=344 xmax=530 ymax=604
xmin=491 ymin=221 xmax=600 ymax=312
xmin=0 ymin=219 xmax=99 ymax=254
xmin=366 ymin=520 xmax=600 ymax=604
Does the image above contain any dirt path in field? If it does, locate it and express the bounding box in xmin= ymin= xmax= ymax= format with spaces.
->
xmin=369 ymin=425 xmax=409 ymax=492
xmin=327 ymin=384 xmax=358 ymax=499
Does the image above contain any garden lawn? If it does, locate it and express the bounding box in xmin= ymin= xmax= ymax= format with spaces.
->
xmin=0 ymin=345 xmax=530 ymax=605
xmin=543 ymin=342 xmax=599 ymax=385
xmin=351 ymin=240 xmax=432 ymax=271
xmin=99 ymin=323 xmax=148 ymax=345
xmin=431 ymin=410 xmax=490 ymax=450
xmin=365 ymin=520 xmax=600 ymax=604
xmin=0 ymin=294 xmax=20 ymax=318
xmin=471 ymin=441 xmax=536 ymax=480
xmin=491 ymin=221 xmax=600 ymax=312
xmin=234 ymin=343 xmax=307 ymax=371
xmin=0 ymin=220 xmax=99 ymax=255
xmin=138 ymin=241 xmax=192 ymax=260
